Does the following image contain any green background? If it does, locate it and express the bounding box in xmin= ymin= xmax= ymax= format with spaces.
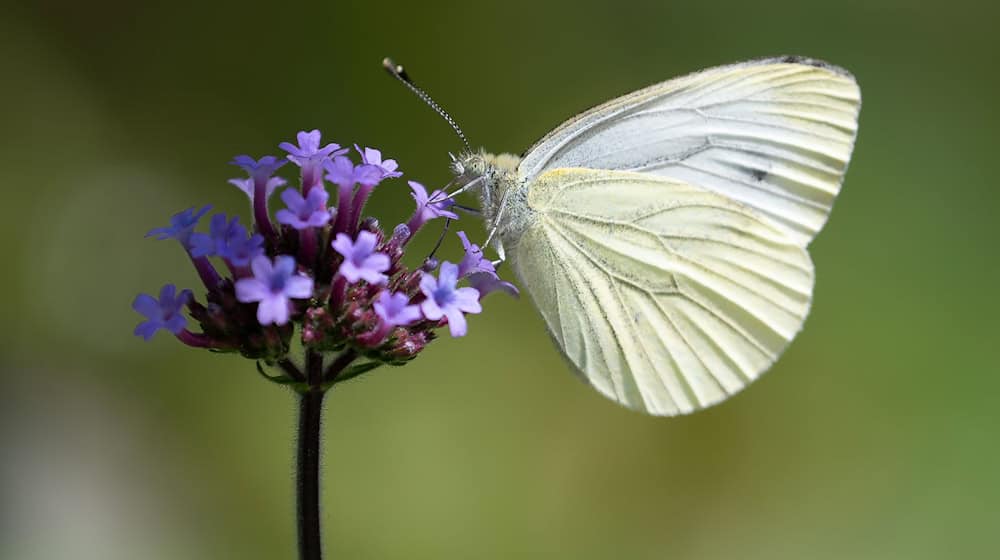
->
xmin=3 ymin=1 xmax=998 ymax=558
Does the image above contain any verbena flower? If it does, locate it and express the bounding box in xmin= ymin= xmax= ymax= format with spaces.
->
xmin=374 ymin=291 xmax=422 ymax=328
xmin=332 ymin=231 xmax=389 ymax=285
xmin=230 ymin=155 xmax=287 ymax=238
xmin=236 ymin=255 xmax=314 ymax=325
xmin=281 ymin=129 xmax=348 ymax=192
xmin=133 ymin=128 xmax=515 ymax=387
xmin=281 ymin=130 xmax=347 ymax=168
xmin=420 ymin=262 xmax=482 ymax=337
xmin=146 ymin=205 xmax=212 ymax=249
xmin=406 ymin=181 xmax=458 ymax=237
xmin=231 ymin=154 xmax=288 ymax=180
xmin=456 ymin=231 xmax=519 ymax=298
xmin=190 ymin=213 xmax=242 ymax=257
xmin=229 ymin=176 xmax=287 ymax=202
xmin=132 ymin=284 xmax=192 ymax=341
xmin=356 ymin=145 xmax=402 ymax=179
xmin=276 ymin=187 xmax=332 ymax=230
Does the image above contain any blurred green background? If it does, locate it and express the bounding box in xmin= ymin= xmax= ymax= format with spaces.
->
xmin=2 ymin=0 xmax=998 ymax=558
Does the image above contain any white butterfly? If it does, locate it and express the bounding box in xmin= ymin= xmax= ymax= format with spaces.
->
xmin=391 ymin=57 xmax=861 ymax=415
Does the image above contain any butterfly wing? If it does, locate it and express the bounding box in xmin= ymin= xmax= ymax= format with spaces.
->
xmin=517 ymin=57 xmax=860 ymax=246
xmin=508 ymin=168 xmax=814 ymax=415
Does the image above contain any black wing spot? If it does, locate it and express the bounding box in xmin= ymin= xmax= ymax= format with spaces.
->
xmin=750 ymin=168 xmax=767 ymax=182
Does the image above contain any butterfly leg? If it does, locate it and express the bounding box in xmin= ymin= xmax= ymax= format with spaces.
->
xmin=425 ymin=217 xmax=452 ymax=261
xmin=451 ymin=203 xmax=482 ymax=217
xmin=428 ymin=176 xmax=483 ymax=203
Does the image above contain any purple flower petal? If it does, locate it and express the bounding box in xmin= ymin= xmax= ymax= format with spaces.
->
xmin=356 ymin=145 xmax=403 ymax=179
xmin=275 ymin=187 xmax=331 ymax=230
xmin=324 ymin=156 xmax=358 ymax=189
xmin=229 ymin=176 xmax=286 ymax=202
xmin=332 ymin=231 xmax=390 ymax=285
xmin=419 ymin=261 xmax=482 ymax=337
xmin=132 ymin=284 xmax=192 ymax=341
xmin=406 ymin=182 xmax=459 ymax=235
xmin=145 ymin=205 xmax=212 ymax=248
xmin=280 ymin=130 xmax=347 ymax=167
xmin=230 ymin=154 xmax=287 ymax=180
xmin=374 ymin=291 xmax=422 ymax=327
xmin=235 ymin=255 xmax=314 ymax=325
xmin=456 ymin=231 xmax=496 ymax=277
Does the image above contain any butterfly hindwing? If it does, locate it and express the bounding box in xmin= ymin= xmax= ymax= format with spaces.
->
xmin=509 ymin=168 xmax=814 ymax=415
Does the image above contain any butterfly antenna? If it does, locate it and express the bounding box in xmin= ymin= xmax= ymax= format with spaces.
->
xmin=383 ymin=57 xmax=471 ymax=151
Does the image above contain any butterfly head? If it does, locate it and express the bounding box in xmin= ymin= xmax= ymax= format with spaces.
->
xmin=450 ymin=150 xmax=522 ymax=226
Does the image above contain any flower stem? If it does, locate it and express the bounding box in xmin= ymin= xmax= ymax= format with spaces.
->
xmin=296 ymin=388 xmax=325 ymax=560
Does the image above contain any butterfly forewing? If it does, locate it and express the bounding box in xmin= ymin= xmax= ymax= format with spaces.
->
xmin=517 ymin=58 xmax=861 ymax=246
xmin=509 ymin=168 xmax=814 ymax=415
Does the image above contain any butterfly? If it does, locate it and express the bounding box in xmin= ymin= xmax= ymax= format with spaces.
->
xmin=389 ymin=56 xmax=860 ymax=416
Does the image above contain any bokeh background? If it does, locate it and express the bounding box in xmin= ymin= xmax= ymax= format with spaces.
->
xmin=3 ymin=1 xmax=998 ymax=558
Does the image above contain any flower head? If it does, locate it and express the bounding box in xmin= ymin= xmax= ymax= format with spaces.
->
xmin=332 ymin=231 xmax=390 ymax=285
xmin=406 ymin=181 xmax=458 ymax=235
xmin=374 ymin=291 xmax=422 ymax=328
xmin=275 ymin=187 xmax=331 ymax=230
xmin=133 ymin=284 xmax=192 ymax=341
xmin=420 ymin=262 xmax=482 ymax=337
xmin=145 ymin=205 xmax=212 ymax=249
xmin=356 ymin=145 xmax=402 ymax=179
xmin=280 ymin=130 xmax=347 ymax=168
xmin=136 ymin=129 xmax=516 ymax=383
xmin=235 ymin=255 xmax=314 ymax=325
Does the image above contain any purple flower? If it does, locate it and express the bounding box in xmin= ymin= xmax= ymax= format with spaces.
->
xmin=275 ymin=187 xmax=331 ymax=230
xmin=230 ymin=155 xmax=287 ymax=238
xmin=332 ymin=231 xmax=390 ymax=285
xmin=189 ymin=214 xmax=265 ymax=266
xmin=356 ymin=145 xmax=402 ymax=179
xmin=235 ymin=255 xmax=314 ymax=325
xmin=228 ymin=176 xmax=287 ymax=202
xmin=374 ymin=291 xmax=422 ymax=328
xmin=230 ymin=155 xmax=287 ymax=181
xmin=354 ymin=164 xmax=385 ymax=188
xmin=146 ymin=205 xmax=212 ymax=248
xmin=455 ymin=231 xmax=519 ymax=298
xmin=281 ymin=130 xmax=348 ymax=192
xmin=467 ymin=271 xmax=519 ymax=299
xmin=324 ymin=155 xmax=358 ymax=189
xmin=406 ymin=181 xmax=459 ymax=235
xmin=224 ymin=233 xmax=265 ymax=267
xmin=420 ymin=261 xmax=482 ymax=337
xmin=280 ymin=130 xmax=347 ymax=168
xmin=456 ymin=231 xmax=496 ymax=277
xmin=132 ymin=284 xmax=192 ymax=341
xmin=190 ymin=213 xmax=242 ymax=257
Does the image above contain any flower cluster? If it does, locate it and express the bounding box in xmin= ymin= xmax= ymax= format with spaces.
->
xmin=133 ymin=130 xmax=516 ymax=388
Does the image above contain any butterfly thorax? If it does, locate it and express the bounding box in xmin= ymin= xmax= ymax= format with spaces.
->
xmin=452 ymin=150 xmax=533 ymax=251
